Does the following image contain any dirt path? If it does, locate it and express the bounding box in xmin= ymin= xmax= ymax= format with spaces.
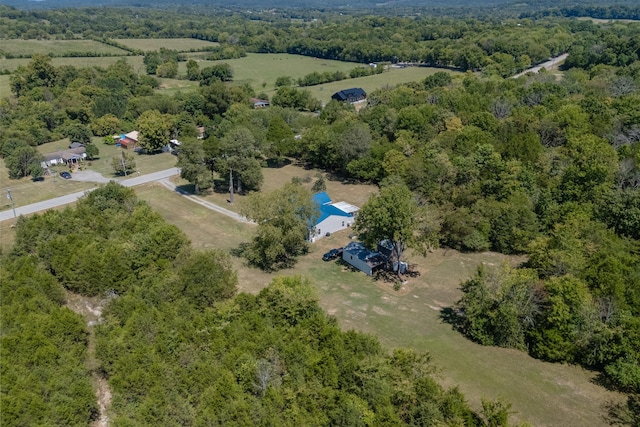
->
xmin=64 ymin=291 xmax=114 ymax=427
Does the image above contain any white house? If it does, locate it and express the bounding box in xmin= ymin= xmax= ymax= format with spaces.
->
xmin=41 ymin=147 xmax=87 ymax=168
xmin=309 ymin=192 xmax=359 ymax=243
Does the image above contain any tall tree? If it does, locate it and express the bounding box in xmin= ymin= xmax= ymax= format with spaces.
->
xmin=136 ymin=110 xmax=171 ymax=153
xmin=5 ymin=145 xmax=44 ymax=179
xmin=354 ymin=183 xmax=431 ymax=273
xmin=177 ymin=139 xmax=210 ymax=194
xmin=240 ymin=183 xmax=318 ymax=271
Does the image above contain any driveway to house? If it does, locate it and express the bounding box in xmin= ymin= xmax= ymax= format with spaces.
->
xmin=159 ymin=179 xmax=253 ymax=224
xmin=0 ymin=167 xmax=179 ymax=222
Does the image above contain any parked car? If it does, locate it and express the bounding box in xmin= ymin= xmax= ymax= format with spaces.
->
xmin=60 ymin=171 xmax=72 ymax=179
xmin=322 ymin=247 xmax=343 ymax=261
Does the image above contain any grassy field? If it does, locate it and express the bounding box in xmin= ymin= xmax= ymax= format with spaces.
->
xmin=113 ymin=38 xmax=219 ymax=52
xmin=169 ymin=162 xmax=378 ymax=215
xmin=0 ymin=39 xmax=129 ymax=58
xmin=0 ymin=56 xmax=145 ymax=74
xmin=302 ymin=66 xmax=462 ymax=104
xmin=0 ymin=75 xmax=10 ymax=98
xmin=179 ymin=53 xmax=360 ymax=91
xmin=135 ymin=180 xmax=624 ymax=427
xmin=576 ymin=17 xmax=640 ymax=24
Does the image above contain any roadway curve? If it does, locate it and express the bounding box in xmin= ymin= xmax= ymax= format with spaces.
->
xmin=0 ymin=167 xmax=179 ymax=222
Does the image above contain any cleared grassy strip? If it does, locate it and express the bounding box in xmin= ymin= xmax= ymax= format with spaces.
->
xmin=139 ymin=180 xmax=624 ymax=427
xmin=0 ymin=75 xmax=10 ymax=98
xmin=0 ymin=56 xmax=145 ymax=73
xmin=302 ymin=66 xmax=462 ymax=103
xmin=113 ymin=38 xmax=220 ymax=52
xmin=0 ymin=39 xmax=129 ymax=57
xmin=178 ymin=53 xmax=360 ymax=91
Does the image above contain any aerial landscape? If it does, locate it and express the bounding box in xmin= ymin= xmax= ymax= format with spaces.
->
xmin=0 ymin=0 xmax=639 ymax=426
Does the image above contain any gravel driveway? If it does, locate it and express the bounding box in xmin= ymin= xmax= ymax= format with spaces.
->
xmin=71 ymin=170 xmax=112 ymax=183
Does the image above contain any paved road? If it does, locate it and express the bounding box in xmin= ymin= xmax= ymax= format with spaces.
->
xmin=511 ymin=53 xmax=569 ymax=78
xmin=0 ymin=167 xmax=179 ymax=222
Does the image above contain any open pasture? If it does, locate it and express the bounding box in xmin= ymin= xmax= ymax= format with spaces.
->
xmin=0 ymin=55 xmax=145 ymax=74
xmin=143 ymin=170 xmax=623 ymax=427
xmin=303 ymin=66 xmax=462 ymax=103
xmin=0 ymin=39 xmax=128 ymax=58
xmin=179 ymin=53 xmax=360 ymax=91
xmin=113 ymin=38 xmax=219 ymax=52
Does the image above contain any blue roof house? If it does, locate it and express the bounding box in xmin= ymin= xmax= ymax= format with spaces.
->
xmin=309 ymin=192 xmax=359 ymax=242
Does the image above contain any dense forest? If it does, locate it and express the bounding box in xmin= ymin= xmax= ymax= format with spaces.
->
xmin=2 ymin=183 xmax=514 ymax=426
xmin=1 ymin=4 xmax=640 ymax=426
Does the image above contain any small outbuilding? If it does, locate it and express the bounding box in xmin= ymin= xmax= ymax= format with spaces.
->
xmin=331 ymin=88 xmax=367 ymax=103
xmin=119 ymin=131 xmax=139 ymax=149
xmin=250 ymin=98 xmax=270 ymax=108
xmin=342 ymin=242 xmax=387 ymax=276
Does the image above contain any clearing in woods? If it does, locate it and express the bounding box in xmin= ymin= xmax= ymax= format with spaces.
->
xmin=135 ymin=174 xmax=624 ymax=427
xmin=113 ymin=38 xmax=220 ymax=52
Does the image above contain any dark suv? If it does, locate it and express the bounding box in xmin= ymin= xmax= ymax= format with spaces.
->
xmin=322 ymin=247 xmax=343 ymax=261
xmin=60 ymin=171 xmax=72 ymax=179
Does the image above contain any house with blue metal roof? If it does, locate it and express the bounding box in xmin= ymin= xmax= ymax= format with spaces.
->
xmin=309 ymin=192 xmax=359 ymax=242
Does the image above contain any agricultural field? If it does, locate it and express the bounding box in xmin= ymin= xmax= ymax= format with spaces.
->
xmin=0 ymin=39 xmax=128 ymax=58
xmin=0 ymin=55 xmax=145 ymax=74
xmin=135 ymin=171 xmax=624 ymax=427
xmin=113 ymin=38 xmax=219 ymax=52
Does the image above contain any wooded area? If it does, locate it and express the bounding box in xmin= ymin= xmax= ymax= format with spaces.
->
xmin=1 ymin=4 xmax=640 ymax=426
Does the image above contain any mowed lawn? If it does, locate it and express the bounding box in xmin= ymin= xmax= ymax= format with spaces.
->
xmin=0 ymin=138 xmax=177 ymax=211
xmin=113 ymin=38 xmax=219 ymax=52
xmin=0 ymin=56 xmax=145 ymax=74
xmin=0 ymin=39 xmax=129 ymax=57
xmin=135 ymin=177 xmax=624 ymax=427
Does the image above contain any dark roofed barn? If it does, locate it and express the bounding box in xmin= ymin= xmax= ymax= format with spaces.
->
xmin=331 ymin=88 xmax=367 ymax=103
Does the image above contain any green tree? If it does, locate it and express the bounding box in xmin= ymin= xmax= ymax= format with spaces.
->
xmin=136 ymin=110 xmax=170 ymax=153
xmin=85 ymin=143 xmax=99 ymax=160
xmin=112 ymin=150 xmax=136 ymax=176
xmin=177 ymin=139 xmax=211 ymax=194
xmin=175 ymin=249 xmax=237 ymax=308
xmin=240 ymin=183 xmax=318 ymax=271
xmin=266 ymin=115 xmax=294 ymax=157
xmin=63 ymin=122 xmax=92 ymax=145
xmin=91 ymin=114 xmax=120 ymax=136
xmin=354 ymin=183 xmax=432 ymax=273
xmin=186 ymin=59 xmax=200 ymax=81
xmin=5 ymin=145 xmax=44 ymax=179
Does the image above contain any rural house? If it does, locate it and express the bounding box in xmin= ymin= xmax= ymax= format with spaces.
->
xmin=250 ymin=98 xmax=270 ymax=108
xmin=342 ymin=242 xmax=387 ymax=276
xmin=41 ymin=147 xmax=87 ymax=168
xmin=331 ymin=88 xmax=367 ymax=103
xmin=309 ymin=192 xmax=359 ymax=242
xmin=119 ymin=131 xmax=139 ymax=149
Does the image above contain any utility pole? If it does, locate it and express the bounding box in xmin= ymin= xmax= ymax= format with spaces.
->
xmin=7 ymin=189 xmax=16 ymax=218
xmin=120 ymin=151 xmax=127 ymax=176
xmin=229 ymin=167 xmax=234 ymax=204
